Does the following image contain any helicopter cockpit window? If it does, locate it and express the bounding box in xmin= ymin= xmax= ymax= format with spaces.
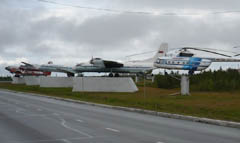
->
xmin=160 ymin=59 xmax=164 ymax=64
xmin=179 ymin=52 xmax=194 ymax=57
xmin=156 ymin=59 xmax=160 ymax=64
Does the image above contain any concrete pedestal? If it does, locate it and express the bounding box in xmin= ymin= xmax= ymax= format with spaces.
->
xmin=24 ymin=76 xmax=40 ymax=86
xmin=40 ymin=77 xmax=73 ymax=88
xmin=11 ymin=77 xmax=25 ymax=84
xmin=73 ymin=77 xmax=138 ymax=93
xmin=181 ymin=75 xmax=190 ymax=95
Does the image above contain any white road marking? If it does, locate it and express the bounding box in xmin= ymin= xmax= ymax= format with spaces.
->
xmin=76 ymin=119 xmax=83 ymax=123
xmin=156 ymin=141 xmax=165 ymax=143
xmin=105 ymin=128 xmax=120 ymax=132
xmin=61 ymin=118 xmax=93 ymax=138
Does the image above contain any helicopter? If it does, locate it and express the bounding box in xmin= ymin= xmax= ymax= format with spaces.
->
xmin=154 ymin=46 xmax=240 ymax=75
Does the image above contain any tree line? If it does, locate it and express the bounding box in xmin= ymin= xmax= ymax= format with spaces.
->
xmin=155 ymin=69 xmax=240 ymax=91
xmin=0 ymin=76 xmax=12 ymax=81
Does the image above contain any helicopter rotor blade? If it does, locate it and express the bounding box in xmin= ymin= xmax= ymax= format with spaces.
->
xmin=181 ymin=47 xmax=233 ymax=57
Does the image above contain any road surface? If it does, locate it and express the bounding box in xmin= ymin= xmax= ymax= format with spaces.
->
xmin=0 ymin=90 xmax=239 ymax=143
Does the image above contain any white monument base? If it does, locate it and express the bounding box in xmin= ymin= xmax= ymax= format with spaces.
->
xmin=11 ymin=77 xmax=25 ymax=84
xmin=181 ymin=75 xmax=190 ymax=95
xmin=73 ymin=77 xmax=138 ymax=93
xmin=40 ymin=77 xmax=73 ymax=88
xmin=24 ymin=76 xmax=40 ymax=86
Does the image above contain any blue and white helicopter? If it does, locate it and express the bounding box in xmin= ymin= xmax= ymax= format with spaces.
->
xmin=154 ymin=47 xmax=240 ymax=75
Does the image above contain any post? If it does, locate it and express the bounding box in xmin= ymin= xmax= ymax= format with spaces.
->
xmin=152 ymin=75 xmax=155 ymax=83
xmin=143 ymin=74 xmax=146 ymax=106
xmin=135 ymin=75 xmax=139 ymax=83
xmin=181 ymin=75 xmax=190 ymax=95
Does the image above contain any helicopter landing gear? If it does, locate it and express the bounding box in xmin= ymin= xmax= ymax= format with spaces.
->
xmin=188 ymin=70 xmax=194 ymax=75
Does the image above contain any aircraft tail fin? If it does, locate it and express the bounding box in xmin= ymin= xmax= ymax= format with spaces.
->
xmin=153 ymin=42 xmax=168 ymax=60
xmin=142 ymin=42 xmax=168 ymax=62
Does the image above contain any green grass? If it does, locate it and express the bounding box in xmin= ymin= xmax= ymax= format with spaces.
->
xmin=0 ymin=83 xmax=240 ymax=122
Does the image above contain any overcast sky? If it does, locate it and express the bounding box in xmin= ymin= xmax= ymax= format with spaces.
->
xmin=1 ymin=0 xmax=240 ymax=75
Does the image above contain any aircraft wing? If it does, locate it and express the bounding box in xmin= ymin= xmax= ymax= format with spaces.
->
xmin=90 ymin=58 xmax=124 ymax=68
xmin=56 ymin=67 xmax=76 ymax=74
xmin=103 ymin=60 xmax=124 ymax=68
xmin=21 ymin=62 xmax=34 ymax=67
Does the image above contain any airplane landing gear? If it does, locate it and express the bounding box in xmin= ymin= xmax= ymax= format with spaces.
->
xmin=108 ymin=73 xmax=120 ymax=77
xmin=67 ymin=73 xmax=75 ymax=77
xmin=109 ymin=73 xmax=114 ymax=77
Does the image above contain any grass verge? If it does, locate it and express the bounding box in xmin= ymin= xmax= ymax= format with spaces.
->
xmin=0 ymin=83 xmax=240 ymax=122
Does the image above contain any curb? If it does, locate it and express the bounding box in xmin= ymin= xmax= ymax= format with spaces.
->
xmin=2 ymin=89 xmax=240 ymax=129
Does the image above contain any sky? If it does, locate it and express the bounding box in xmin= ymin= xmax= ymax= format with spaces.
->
xmin=1 ymin=0 xmax=240 ymax=75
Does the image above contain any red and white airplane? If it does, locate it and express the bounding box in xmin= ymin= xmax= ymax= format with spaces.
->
xmin=5 ymin=65 xmax=51 ymax=77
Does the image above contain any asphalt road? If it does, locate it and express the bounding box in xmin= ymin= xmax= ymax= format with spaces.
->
xmin=0 ymin=90 xmax=239 ymax=143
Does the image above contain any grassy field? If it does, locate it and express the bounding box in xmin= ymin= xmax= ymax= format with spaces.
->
xmin=0 ymin=82 xmax=240 ymax=122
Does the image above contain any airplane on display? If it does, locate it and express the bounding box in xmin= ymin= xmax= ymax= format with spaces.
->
xmin=67 ymin=43 xmax=169 ymax=77
xmin=154 ymin=46 xmax=240 ymax=75
xmin=20 ymin=61 xmax=75 ymax=77
xmin=5 ymin=65 xmax=51 ymax=77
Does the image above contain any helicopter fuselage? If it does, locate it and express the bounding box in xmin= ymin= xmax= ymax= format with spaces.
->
xmin=154 ymin=57 xmax=211 ymax=71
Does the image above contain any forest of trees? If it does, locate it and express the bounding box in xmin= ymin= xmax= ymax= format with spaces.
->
xmin=155 ymin=69 xmax=240 ymax=91
xmin=0 ymin=76 xmax=12 ymax=81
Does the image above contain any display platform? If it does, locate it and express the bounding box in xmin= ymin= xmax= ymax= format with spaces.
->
xmin=24 ymin=76 xmax=40 ymax=85
xmin=11 ymin=77 xmax=25 ymax=84
xmin=40 ymin=77 xmax=73 ymax=88
xmin=72 ymin=77 xmax=138 ymax=93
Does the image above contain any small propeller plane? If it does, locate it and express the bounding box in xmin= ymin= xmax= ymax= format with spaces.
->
xmin=154 ymin=46 xmax=240 ymax=75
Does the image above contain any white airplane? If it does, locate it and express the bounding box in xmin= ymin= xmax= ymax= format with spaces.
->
xmin=154 ymin=46 xmax=240 ymax=74
xmin=72 ymin=43 xmax=169 ymax=77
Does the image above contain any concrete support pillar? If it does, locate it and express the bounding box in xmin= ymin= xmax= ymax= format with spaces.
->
xmin=181 ymin=75 xmax=190 ymax=95
xmin=135 ymin=75 xmax=139 ymax=83
xmin=152 ymin=75 xmax=155 ymax=83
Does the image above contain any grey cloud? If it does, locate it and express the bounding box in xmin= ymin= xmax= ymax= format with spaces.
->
xmin=1 ymin=0 xmax=240 ymax=70
xmin=58 ymin=14 xmax=153 ymax=46
xmin=113 ymin=0 xmax=240 ymax=11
